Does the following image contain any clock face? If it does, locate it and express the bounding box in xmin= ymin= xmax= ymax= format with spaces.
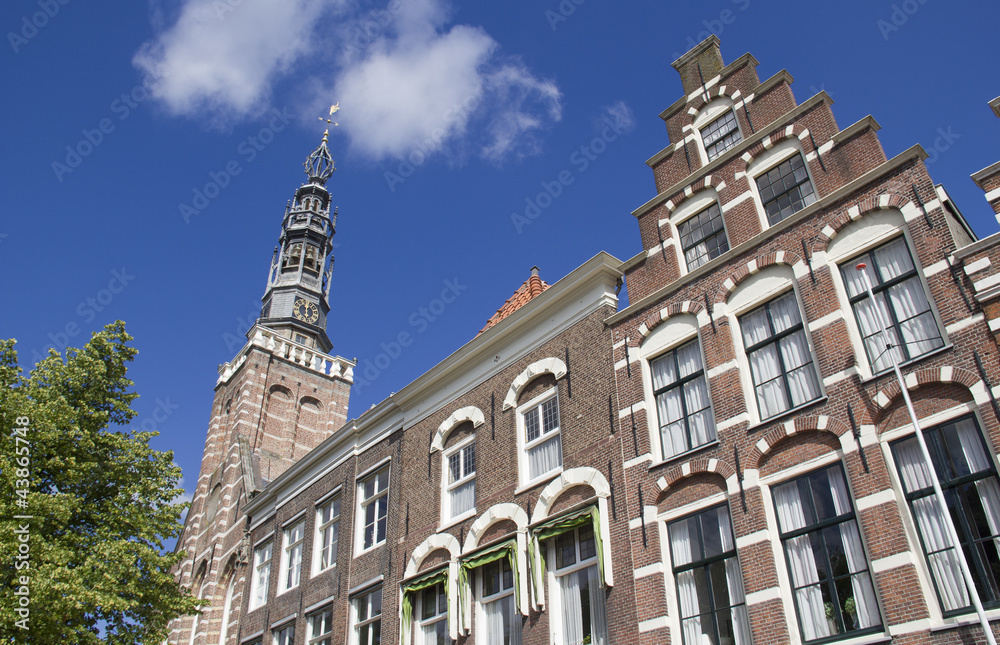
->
xmin=292 ymin=298 xmax=320 ymax=324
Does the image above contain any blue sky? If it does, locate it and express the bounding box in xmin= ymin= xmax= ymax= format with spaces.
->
xmin=3 ymin=0 xmax=999 ymax=507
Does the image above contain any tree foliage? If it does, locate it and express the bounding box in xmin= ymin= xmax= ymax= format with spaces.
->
xmin=0 ymin=322 xmax=200 ymax=644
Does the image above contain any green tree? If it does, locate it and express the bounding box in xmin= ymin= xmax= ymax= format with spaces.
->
xmin=0 ymin=322 xmax=201 ymax=644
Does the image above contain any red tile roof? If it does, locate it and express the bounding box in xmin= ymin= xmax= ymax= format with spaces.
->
xmin=478 ymin=267 xmax=549 ymax=336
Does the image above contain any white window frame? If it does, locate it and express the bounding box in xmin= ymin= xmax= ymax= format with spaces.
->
xmin=692 ymin=98 xmax=743 ymax=165
xmin=441 ymin=436 xmax=476 ymax=524
xmin=726 ymin=267 xmax=823 ymax=426
xmin=648 ymin=337 xmax=717 ymax=461
xmin=699 ymin=109 xmax=743 ymax=162
xmin=546 ymin=525 xmax=607 ymax=645
xmin=279 ymin=518 xmax=306 ymax=593
xmin=516 ymin=387 xmax=563 ymax=488
xmin=747 ymin=140 xmax=817 ymax=232
xmin=272 ymin=622 xmax=294 ymax=645
xmin=249 ymin=540 xmax=273 ymax=610
xmin=350 ymin=587 xmax=383 ymax=645
xmin=676 ymin=200 xmax=730 ymax=272
xmin=307 ymin=606 xmax=333 ymax=645
xmin=476 ymin=555 xmax=521 ymax=645
xmin=356 ymin=465 xmax=390 ymax=553
xmin=414 ymin=582 xmax=448 ymax=645
xmin=313 ymin=494 xmax=340 ymax=575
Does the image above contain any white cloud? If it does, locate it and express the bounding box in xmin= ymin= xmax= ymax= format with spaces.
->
xmin=599 ymin=100 xmax=636 ymax=134
xmin=134 ymin=0 xmax=344 ymax=121
xmin=134 ymin=0 xmax=560 ymax=162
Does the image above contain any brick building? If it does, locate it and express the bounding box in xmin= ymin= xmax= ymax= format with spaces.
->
xmin=169 ymin=36 xmax=1000 ymax=645
xmin=609 ymin=36 xmax=1000 ymax=645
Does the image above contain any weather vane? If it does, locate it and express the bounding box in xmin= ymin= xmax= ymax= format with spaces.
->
xmin=319 ymin=102 xmax=340 ymax=130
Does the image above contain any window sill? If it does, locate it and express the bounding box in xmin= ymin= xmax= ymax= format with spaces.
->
xmin=438 ymin=508 xmax=476 ymax=531
xmin=857 ymin=343 xmax=954 ymax=385
xmin=648 ymin=440 xmax=721 ymax=472
xmin=353 ymin=542 xmax=385 ymax=559
xmin=312 ymin=563 xmax=336 ymax=578
xmin=809 ymin=631 xmax=890 ymax=645
xmin=515 ymin=467 xmax=563 ymax=495
xmin=746 ymin=396 xmax=829 ymax=433
xmin=932 ymin=605 xmax=1000 ymax=632
xmin=275 ymin=584 xmax=299 ymax=598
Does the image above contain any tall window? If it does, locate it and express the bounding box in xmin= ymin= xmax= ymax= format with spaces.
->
xmin=755 ymin=153 xmax=816 ymax=226
xmin=651 ymin=339 xmax=716 ymax=459
xmin=668 ymin=505 xmax=750 ymax=645
xmin=520 ymin=390 xmax=562 ymax=482
xmin=444 ymin=440 xmax=476 ymax=520
xmin=416 ymin=583 xmax=448 ymax=645
xmin=773 ymin=464 xmax=881 ymax=642
xmin=315 ymin=495 xmax=340 ymax=574
xmin=359 ymin=466 xmax=389 ymax=550
xmin=217 ymin=575 xmax=236 ymax=645
xmin=550 ymin=524 xmax=608 ymax=645
xmin=308 ymin=607 xmax=333 ymax=645
xmin=702 ymin=110 xmax=742 ymax=161
xmin=478 ymin=557 xmax=521 ymax=645
xmin=841 ymin=237 xmax=943 ymax=373
xmin=282 ymin=243 xmax=303 ymax=272
xmin=280 ymin=519 xmax=306 ymax=592
xmin=891 ymin=416 xmax=1000 ymax=613
xmin=353 ymin=587 xmax=382 ymax=645
xmin=273 ymin=624 xmax=294 ymax=645
xmin=250 ymin=541 xmax=272 ymax=609
xmin=679 ymin=202 xmax=729 ymax=271
xmin=740 ymin=291 xmax=821 ymax=420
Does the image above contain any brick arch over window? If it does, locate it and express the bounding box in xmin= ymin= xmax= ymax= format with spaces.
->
xmin=735 ymin=124 xmax=812 ymax=173
xmin=656 ymin=471 xmax=728 ymax=511
xmin=405 ymin=532 xmax=461 ymax=578
xmin=655 ymin=457 xmax=737 ymax=494
xmin=713 ymin=252 xmax=803 ymax=305
xmin=531 ymin=467 xmax=611 ymax=524
xmin=659 ymin=175 xmax=727 ymax=219
xmin=463 ymin=503 xmax=528 ymax=552
xmin=685 ymin=86 xmax=744 ymax=117
xmin=746 ymin=415 xmax=852 ymax=470
xmin=502 ymin=357 xmax=567 ymax=410
xmin=636 ymin=300 xmax=706 ymax=340
xmin=812 ymin=194 xmax=917 ymax=254
xmin=431 ymin=406 xmax=486 ymax=451
xmin=869 ymin=367 xmax=985 ymax=415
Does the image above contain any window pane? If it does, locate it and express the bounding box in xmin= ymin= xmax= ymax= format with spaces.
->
xmin=680 ymin=202 xmax=729 ymax=270
xmin=755 ymin=154 xmax=816 ymax=226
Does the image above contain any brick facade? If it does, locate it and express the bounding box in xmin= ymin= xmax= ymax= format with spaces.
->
xmin=169 ymin=35 xmax=1000 ymax=645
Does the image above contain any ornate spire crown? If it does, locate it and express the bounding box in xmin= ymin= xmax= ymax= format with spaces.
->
xmin=304 ymin=103 xmax=340 ymax=185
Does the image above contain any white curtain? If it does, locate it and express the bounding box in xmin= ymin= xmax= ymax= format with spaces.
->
xmin=828 ymin=470 xmax=880 ymax=629
xmin=842 ymin=239 xmax=941 ymax=371
xmin=958 ymin=422 xmax=1000 ymax=557
xmin=770 ymin=294 xmax=819 ymax=408
xmin=895 ymin=438 xmax=969 ymax=611
xmin=559 ymin=570 xmax=584 ymax=645
xmin=717 ymin=510 xmax=750 ymax=645
xmin=450 ymin=480 xmax=475 ymax=517
xmin=587 ymin=565 xmax=608 ymax=645
xmin=528 ymin=435 xmax=561 ymax=480
xmin=671 ymin=519 xmax=702 ymax=645
xmin=774 ymin=482 xmax=830 ymax=641
xmin=483 ymin=594 xmax=521 ymax=645
xmin=658 ymin=387 xmax=687 ymax=457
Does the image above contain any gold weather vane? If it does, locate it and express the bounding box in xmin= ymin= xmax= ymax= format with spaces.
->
xmin=319 ymin=102 xmax=340 ymax=130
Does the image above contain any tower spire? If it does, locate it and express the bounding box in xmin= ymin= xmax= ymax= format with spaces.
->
xmin=257 ymin=116 xmax=341 ymax=352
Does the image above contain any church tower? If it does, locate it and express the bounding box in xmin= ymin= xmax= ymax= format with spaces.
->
xmin=168 ymin=131 xmax=355 ymax=645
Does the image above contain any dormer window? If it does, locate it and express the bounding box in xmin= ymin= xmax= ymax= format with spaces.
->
xmin=701 ymin=110 xmax=742 ymax=161
xmin=678 ymin=202 xmax=729 ymax=271
xmin=755 ymin=153 xmax=816 ymax=226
